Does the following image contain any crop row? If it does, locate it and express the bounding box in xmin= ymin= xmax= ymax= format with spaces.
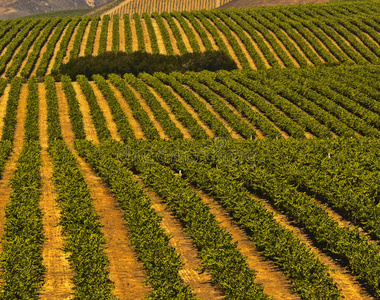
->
xmin=0 ymin=2 xmax=379 ymax=78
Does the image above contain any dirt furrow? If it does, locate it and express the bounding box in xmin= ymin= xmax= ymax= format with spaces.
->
xmin=38 ymin=83 xmax=73 ymax=299
xmin=89 ymin=82 xmax=121 ymax=141
xmin=108 ymin=82 xmax=145 ymax=139
xmin=279 ymin=28 xmax=313 ymax=65
xmin=148 ymin=84 xmax=205 ymax=139
xmin=138 ymin=180 xmax=224 ymax=300
xmin=62 ymin=22 xmax=80 ymax=64
xmin=0 ymin=85 xmax=10 ymax=134
xmin=303 ymin=27 xmax=339 ymax=62
xmin=0 ymin=83 xmax=27 ymax=251
xmin=203 ymin=17 xmax=243 ymax=69
xmin=162 ymin=18 xmax=181 ymax=55
xmin=182 ymin=17 xmax=206 ymax=52
xmin=291 ymin=27 xmax=326 ymax=63
xmin=16 ymin=28 xmax=46 ymax=77
xmin=151 ymin=18 xmax=167 ymax=55
xmin=267 ymin=29 xmax=300 ymax=67
xmin=230 ymin=91 xmax=289 ymax=138
xmin=182 ymin=84 xmax=242 ymax=139
xmin=204 ymin=84 xmax=265 ymax=138
xmin=79 ymin=19 xmax=92 ymax=57
xmin=107 ymin=17 xmax=113 ymax=52
xmin=126 ymin=83 xmax=168 ymax=139
xmin=130 ymin=19 xmax=139 ymax=52
xmin=255 ymin=30 xmax=286 ymax=68
xmin=72 ymin=82 xmax=99 ymax=143
xmin=249 ymin=192 xmax=374 ymax=300
xmin=1 ymin=30 xmax=33 ymax=78
xmin=92 ymin=18 xmax=103 ymax=56
xmin=197 ymin=189 xmax=299 ymax=299
xmin=310 ymin=195 xmax=378 ymax=246
xmin=140 ymin=18 xmax=153 ymax=53
xmin=316 ymin=25 xmax=355 ymax=63
xmin=119 ymin=17 xmax=126 ymax=52
xmin=46 ymin=24 xmax=71 ymax=75
xmin=192 ymin=17 xmax=219 ymax=51
xmin=172 ymin=17 xmax=193 ymax=53
xmin=58 ymin=83 xmax=151 ymax=300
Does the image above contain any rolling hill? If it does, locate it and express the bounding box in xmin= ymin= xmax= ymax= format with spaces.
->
xmin=0 ymin=0 xmax=109 ymax=19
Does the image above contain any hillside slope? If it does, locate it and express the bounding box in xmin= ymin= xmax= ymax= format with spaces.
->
xmin=0 ymin=0 xmax=109 ymax=19
xmin=219 ymin=0 xmax=328 ymax=9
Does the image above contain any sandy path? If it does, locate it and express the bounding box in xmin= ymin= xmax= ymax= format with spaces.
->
xmin=162 ymin=18 xmax=181 ymax=55
xmin=192 ymin=17 xmax=218 ymax=51
xmin=249 ymin=192 xmax=374 ymax=300
xmin=79 ymin=19 xmax=92 ymax=57
xmin=126 ymin=83 xmax=168 ymax=139
xmin=172 ymin=17 xmax=193 ymax=53
xmin=108 ymin=82 xmax=145 ymax=139
xmin=140 ymin=182 xmax=224 ymax=299
xmin=72 ymin=82 xmax=99 ymax=143
xmin=147 ymin=85 xmax=197 ymax=139
xmin=182 ymin=84 xmax=241 ymax=139
xmin=151 ymin=18 xmax=167 ymax=55
xmin=31 ymin=24 xmax=56 ymax=77
xmin=38 ymin=83 xmax=73 ymax=299
xmin=0 ymin=84 xmax=27 ymax=252
xmin=89 ymin=82 xmax=121 ymax=141
xmin=93 ymin=18 xmax=103 ymax=56
xmin=58 ymin=82 xmax=151 ymax=300
xmin=62 ymin=22 xmax=80 ymax=64
xmin=46 ymin=24 xmax=71 ymax=75
xmin=182 ymin=17 xmax=206 ymax=52
xmin=0 ymin=85 xmax=10 ymax=133
xmin=198 ymin=190 xmax=299 ymax=299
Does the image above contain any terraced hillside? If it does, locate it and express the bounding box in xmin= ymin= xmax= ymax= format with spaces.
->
xmin=0 ymin=1 xmax=379 ymax=78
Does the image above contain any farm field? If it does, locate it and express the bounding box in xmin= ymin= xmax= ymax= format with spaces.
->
xmin=88 ymin=0 xmax=234 ymax=17
xmin=0 ymin=0 xmax=380 ymax=299
xmin=0 ymin=1 xmax=379 ymax=78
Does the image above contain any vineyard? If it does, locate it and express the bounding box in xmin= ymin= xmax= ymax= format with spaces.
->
xmin=88 ymin=0 xmax=234 ymax=17
xmin=0 ymin=0 xmax=380 ymax=298
xmin=0 ymin=1 xmax=379 ymax=78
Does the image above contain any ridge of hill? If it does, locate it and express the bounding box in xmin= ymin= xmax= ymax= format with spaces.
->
xmin=90 ymin=0 xmax=233 ymax=17
xmin=0 ymin=0 xmax=109 ymax=20
xmin=219 ymin=0 xmax=329 ymax=9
